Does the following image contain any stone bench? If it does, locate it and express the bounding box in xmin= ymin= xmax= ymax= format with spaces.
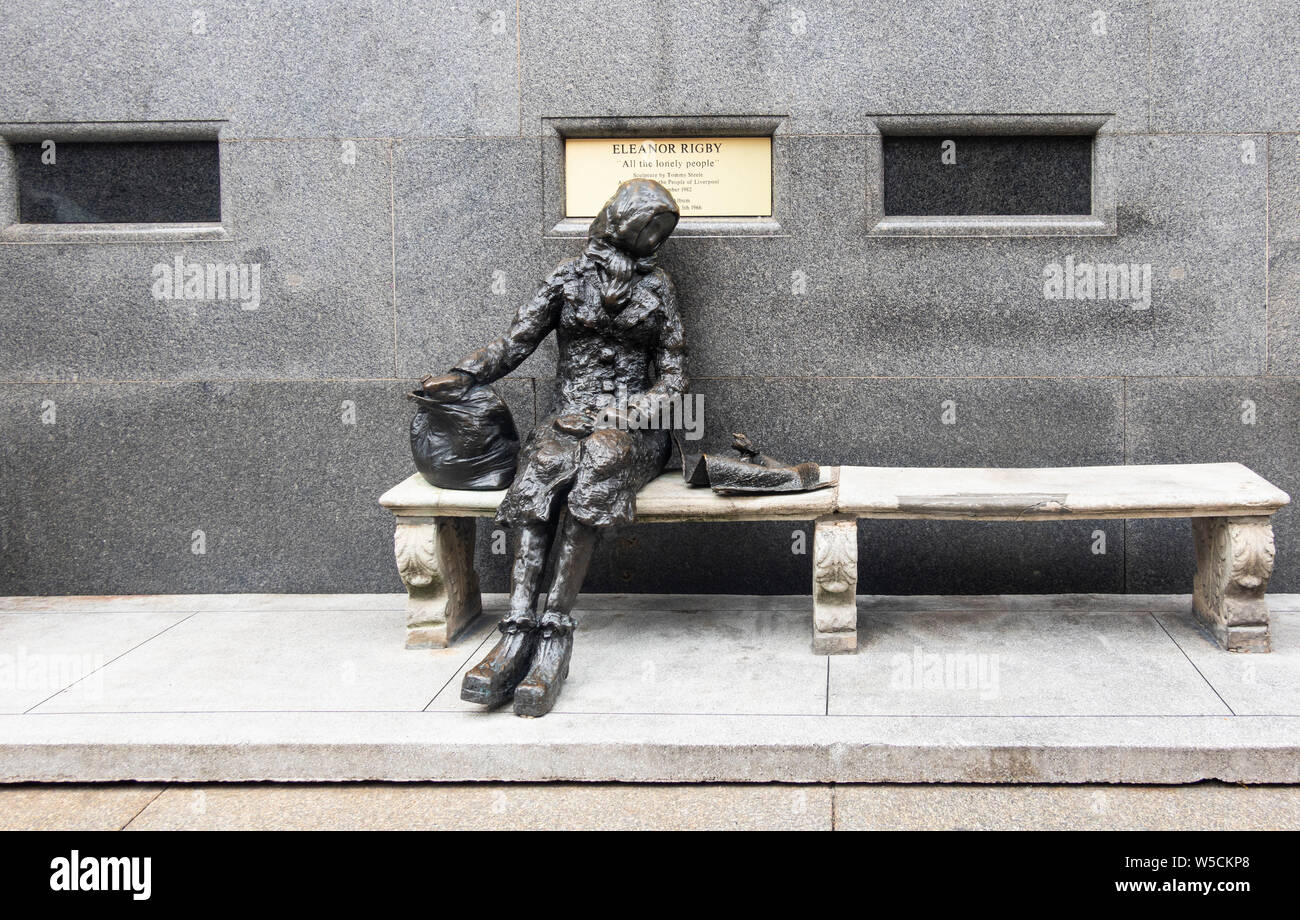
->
xmin=379 ymin=462 xmax=1289 ymax=654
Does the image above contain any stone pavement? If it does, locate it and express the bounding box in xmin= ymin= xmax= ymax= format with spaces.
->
xmin=2 ymin=594 xmax=1299 ymax=799
xmin=4 ymin=781 xmax=1300 ymax=831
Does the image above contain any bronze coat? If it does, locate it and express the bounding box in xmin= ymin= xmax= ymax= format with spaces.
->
xmin=453 ymin=254 xmax=687 ymax=527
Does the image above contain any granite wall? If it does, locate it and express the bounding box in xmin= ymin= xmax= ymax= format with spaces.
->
xmin=2 ymin=1 xmax=1298 ymax=598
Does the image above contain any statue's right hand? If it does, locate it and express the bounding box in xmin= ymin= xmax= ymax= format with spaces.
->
xmin=419 ymin=371 xmax=473 ymax=402
xmin=554 ymin=412 xmax=596 ymax=437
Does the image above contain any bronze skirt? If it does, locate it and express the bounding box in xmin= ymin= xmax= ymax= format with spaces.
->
xmin=495 ymin=414 xmax=672 ymax=528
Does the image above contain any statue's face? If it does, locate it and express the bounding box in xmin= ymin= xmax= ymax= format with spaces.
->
xmin=590 ymin=179 xmax=680 ymax=258
xmin=628 ymin=210 xmax=678 ymax=258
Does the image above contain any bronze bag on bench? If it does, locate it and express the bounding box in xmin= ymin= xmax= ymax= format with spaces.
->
xmin=408 ymin=384 xmax=520 ymax=490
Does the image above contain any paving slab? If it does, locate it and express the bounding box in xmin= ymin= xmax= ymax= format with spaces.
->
xmin=0 ymin=610 xmax=190 ymax=713
xmin=32 ymin=608 xmax=496 ymax=714
xmin=834 ymin=782 xmax=1300 ymax=830
xmin=829 ymin=608 xmax=1229 ymax=716
xmin=126 ymin=782 xmax=831 ymax=831
xmin=431 ymin=604 xmax=829 ymax=716
xmin=1154 ymin=607 xmax=1300 ymax=716
xmin=0 ymin=783 xmax=164 ymax=831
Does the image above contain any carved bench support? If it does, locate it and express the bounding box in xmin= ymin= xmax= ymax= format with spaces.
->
xmin=813 ymin=514 xmax=858 ymax=654
xmin=394 ymin=516 xmax=483 ymax=649
xmin=1192 ymin=515 xmax=1276 ymax=653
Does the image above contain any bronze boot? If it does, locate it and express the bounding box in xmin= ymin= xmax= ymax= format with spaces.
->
xmin=512 ymin=614 xmax=574 ymax=718
xmin=460 ymin=618 xmax=538 ymax=707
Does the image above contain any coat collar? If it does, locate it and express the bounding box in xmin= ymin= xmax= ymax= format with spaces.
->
xmin=570 ymin=267 xmax=659 ymax=331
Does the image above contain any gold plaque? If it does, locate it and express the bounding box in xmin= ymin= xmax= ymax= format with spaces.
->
xmin=564 ymin=136 xmax=772 ymax=218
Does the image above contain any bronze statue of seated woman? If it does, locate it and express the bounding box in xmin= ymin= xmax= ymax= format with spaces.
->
xmin=419 ymin=179 xmax=685 ymax=717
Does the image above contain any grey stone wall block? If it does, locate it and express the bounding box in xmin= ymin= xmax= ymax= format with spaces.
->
xmin=0 ymin=1 xmax=519 ymax=139
xmin=0 ymin=1 xmax=227 ymax=124
xmin=689 ymin=376 xmax=1124 ymax=469
xmin=0 ymin=379 xmax=532 ymax=596
xmin=1149 ymin=0 xmax=1300 ymax=132
xmin=220 ymin=0 xmax=519 ymax=138
xmin=0 ymin=138 xmax=395 ymax=380
xmin=780 ymin=135 xmax=870 ymax=242
xmin=393 ymin=138 xmax=552 ymax=379
xmin=519 ymin=0 xmax=1150 ymax=134
xmin=580 ymin=520 xmax=812 ymax=595
xmin=857 ymin=518 xmax=1124 ymax=595
xmin=1268 ymin=134 xmax=1300 ymax=374
xmin=1125 ymin=377 xmax=1300 ymax=592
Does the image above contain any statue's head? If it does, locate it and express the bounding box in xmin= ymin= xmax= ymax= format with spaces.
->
xmin=587 ymin=178 xmax=680 ymax=259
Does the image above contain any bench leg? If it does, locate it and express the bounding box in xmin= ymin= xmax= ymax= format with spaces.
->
xmin=813 ymin=514 xmax=858 ymax=654
xmin=1192 ymin=515 xmax=1275 ymax=653
xmin=393 ymin=516 xmax=483 ymax=649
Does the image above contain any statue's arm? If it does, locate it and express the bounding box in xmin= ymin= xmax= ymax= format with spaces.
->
xmin=429 ymin=268 xmax=564 ymax=392
xmin=629 ymin=274 xmax=688 ymax=416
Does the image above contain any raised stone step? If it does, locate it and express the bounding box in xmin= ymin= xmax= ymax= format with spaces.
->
xmin=2 ymin=593 xmax=1298 ymax=784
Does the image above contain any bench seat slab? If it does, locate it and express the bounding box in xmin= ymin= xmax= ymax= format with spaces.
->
xmin=379 ymin=470 xmax=838 ymax=522
xmin=837 ymin=463 xmax=1289 ymax=521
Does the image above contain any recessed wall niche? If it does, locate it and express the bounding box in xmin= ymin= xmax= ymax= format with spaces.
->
xmin=884 ymin=134 xmax=1092 ymax=217
xmin=867 ymin=114 xmax=1117 ymax=237
xmin=0 ymin=120 xmax=230 ymax=243
xmin=14 ymin=140 xmax=220 ymax=224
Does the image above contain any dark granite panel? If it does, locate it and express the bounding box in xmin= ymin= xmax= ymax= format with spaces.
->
xmin=882 ymin=135 xmax=1092 ymax=217
xmin=14 ymin=141 xmax=220 ymax=224
xmin=0 ymin=379 xmax=533 ymax=595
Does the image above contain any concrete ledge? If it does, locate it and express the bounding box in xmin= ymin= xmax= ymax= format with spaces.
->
xmin=4 ymin=712 xmax=1300 ymax=785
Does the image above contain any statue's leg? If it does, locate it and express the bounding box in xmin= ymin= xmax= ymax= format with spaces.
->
xmin=460 ymin=522 xmax=552 ymax=707
xmin=541 ymin=516 xmax=599 ymax=618
xmin=506 ymin=521 xmax=553 ymax=625
xmin=514 ymin=514 xmax=597 ymax=717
